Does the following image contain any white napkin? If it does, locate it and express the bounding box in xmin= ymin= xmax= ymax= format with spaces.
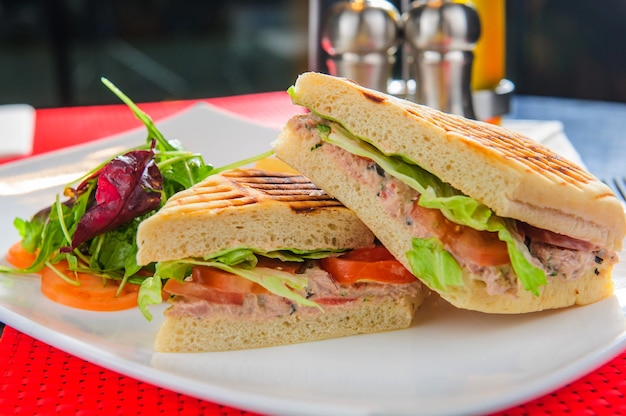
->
xmin=501 ymin=119 xmax=586 ymax=169
xmin=0 ymin=104 xmax=35 ymax=157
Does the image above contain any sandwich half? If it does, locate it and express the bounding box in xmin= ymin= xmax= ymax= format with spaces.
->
xmin=273 ymin=71 xmax=626 ymax=314
xmin=136 ymin=168 xmax=428 ymax=352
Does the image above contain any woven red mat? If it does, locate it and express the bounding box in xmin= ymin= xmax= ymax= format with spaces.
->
xmin=0 ymin=326 xmax=263 ymax=416
xmin=1 ymin=325 xmax=625 ymax=415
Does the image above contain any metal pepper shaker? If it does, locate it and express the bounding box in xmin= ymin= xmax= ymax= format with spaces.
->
xmin=321 ymin=0 xmax=402 ymax=92
xmin=403 ymin=0 xmax=481 ymax=118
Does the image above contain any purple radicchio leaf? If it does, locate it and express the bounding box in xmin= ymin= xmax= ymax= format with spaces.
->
xmin=64 ymin=147 xmax=163 ymax=251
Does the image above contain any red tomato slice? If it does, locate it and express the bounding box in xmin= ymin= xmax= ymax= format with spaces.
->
xmin=163 ymin=265 xmax=273 ymax=305
xmin=319 ymin=246 xmax=417 ymax=285
xmin=411 ymin=202 xmax=510 ymax=266
xmin=315 ymin=297 xmax=356 ymax=305
xmin=447 ymin=226 xmax=511 ymax=266
xmin=255 ymin=257 xmax=303 ymax=274
xmin=41 ymin=261 xmax=139 ymax=311
xmin=191 ymin=266 xmax=268 ymax=294
xmin=5 ymin=241 xmax=39 ymax=271
xmin=336 ymin=245 xmax=396 ymax=262
xmin=163 ymin=278 xmax=246 ymax=305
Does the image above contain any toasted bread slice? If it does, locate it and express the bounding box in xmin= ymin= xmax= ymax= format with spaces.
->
xmin=286 ymin=72 xmax=625 ymax=251
xmin=155 ymin=281 xmax=425 ymax=352
xmin=136 ymin=168 xmax=375 ymax=265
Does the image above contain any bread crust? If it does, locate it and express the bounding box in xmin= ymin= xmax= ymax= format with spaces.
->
xmin=288 ymin=72 xmax=625 ymax=251
xmin=136 ymin=169 xmax=375 ymax=265
xmin=155 ymin=294 xmax=425 ymax=352
xmin=274 ymin=117 xmax=618 ymax=313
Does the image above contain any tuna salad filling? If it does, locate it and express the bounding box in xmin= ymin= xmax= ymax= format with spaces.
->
xmin=164 ymin=262 xmax=423 ymax=319
xmin=293 ymin=114 xmax=617 ymax=296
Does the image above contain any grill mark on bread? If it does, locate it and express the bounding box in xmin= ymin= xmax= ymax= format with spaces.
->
xmin=404 ymin=106 xmax=594 ymax=186
xmin=165 ymin=169 xmax=343 ymax=214
xmin=361 ymin=90 xmax=386 ymax=104
xmin=168 ymin=181 xmax=257 ymax=212
xmin=226 ymin=170 xmax=343 ymax=212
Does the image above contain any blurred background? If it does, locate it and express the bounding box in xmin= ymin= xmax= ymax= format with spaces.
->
xmin=0 ymin=0 xmax=624 ymax=108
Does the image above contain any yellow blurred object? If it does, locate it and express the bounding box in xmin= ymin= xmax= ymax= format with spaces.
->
xmin=254 ymin=157 xmax=301 ymax=174
xmin=470 ymin=0 xmax=506 ymax=92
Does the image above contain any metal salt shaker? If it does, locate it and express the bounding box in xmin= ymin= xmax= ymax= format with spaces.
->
xmin=404 ymin=0 xmax=481 ymax=118
xmin=321 ymin=0 xmax=401 ymax=92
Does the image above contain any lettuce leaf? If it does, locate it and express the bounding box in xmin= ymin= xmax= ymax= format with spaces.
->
xmin=319 ymin=123 xmax=546 ymax=295
xmin=203 ymin=261 xmax=319 ymax=310
xmin=206 ymin=247 xmax=347 ymax=265
xmin=137 ymin=247 xmax=342 ymax=318
xmin=406 ymin=238 xmax=463 ymax=290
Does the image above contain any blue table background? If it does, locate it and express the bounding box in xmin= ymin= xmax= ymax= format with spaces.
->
xmin=510 ymin=96 xmax=626 ymax=180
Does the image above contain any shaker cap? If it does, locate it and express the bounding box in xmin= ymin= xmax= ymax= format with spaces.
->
xmin=404 ymin=0 xmax=480 ymax=52
xmin=322 ymin=0 xmax=401 ymax=56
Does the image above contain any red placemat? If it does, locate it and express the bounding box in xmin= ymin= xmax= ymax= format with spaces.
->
xmin=1 ymin=325 xmax=625 ymax=415
xmin=0 ymin=326 xmax=263 ymax=416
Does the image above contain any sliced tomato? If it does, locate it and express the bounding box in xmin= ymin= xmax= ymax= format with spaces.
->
xmin=335 ymin=245 xmax=396 ymax=262
xmin=5 ymin=241 xmax=39 ymax=271
xmin=163 ymin=278 xmax=247 ymax=305
xmin=255 ymin=257 xmax=303 ymax=274
xmin=191 ymin=265 xmax=268 ymax=294
xmin=446 ymin=226 xmax=511 ymax=266
xmin=319 ymin=246 xmax=417 ymax=285
xmin=41 ymin=261 xmax=140 ymax=311
xmin=315 ymin=297 xmax=356 ymax=305
xmin=411 ymin=202 xmax=510 ymax=266
xmin=163 ymin=265 xmax=273 ymax=305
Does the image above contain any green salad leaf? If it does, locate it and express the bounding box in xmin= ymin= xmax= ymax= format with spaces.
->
xmin=406 ymin=238 xmax=463 ymax=290
xmin=207 ymin=247 xmax=347 ymax=265
xmin=2 ymin=79 xmax=272 ymax=320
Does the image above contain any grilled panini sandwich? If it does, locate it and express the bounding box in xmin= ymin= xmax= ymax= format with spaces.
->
xmin=136 ymin=168 xmax=428 ymax=352
xmin=273 ymin=72 xmax=626 ymax=314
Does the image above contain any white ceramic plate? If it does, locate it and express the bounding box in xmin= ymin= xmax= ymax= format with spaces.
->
xmin=1 ymin=104 xmax=625 ymax=416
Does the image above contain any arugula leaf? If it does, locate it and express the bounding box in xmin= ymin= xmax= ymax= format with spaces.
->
xmin=101 ymin=77 xmax=174 ymax=152
xmin=14 ymin=214 xmax=45 ymax=254
xmin=13 ymin=197 xmax=78 ymax=274
xmin=102 ymin=77 xmax=215 ymax=193
xmin=87 ymin=216 xmax=143 ymax=273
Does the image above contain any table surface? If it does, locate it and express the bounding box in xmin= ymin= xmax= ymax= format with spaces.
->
xmin=1 ymin=91 xmax=625 ymax=416
xmin=509 ymin=95 xmax=626 ymax=180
